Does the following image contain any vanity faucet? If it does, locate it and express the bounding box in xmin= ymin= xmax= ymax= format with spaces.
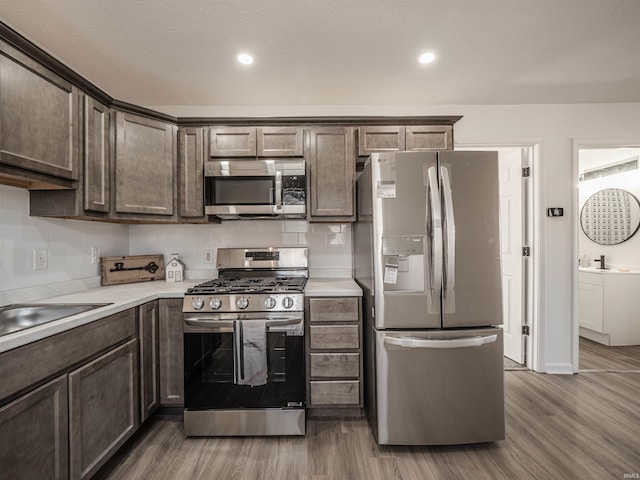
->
xmin=594 ymin=255 xmax=607 ymax=270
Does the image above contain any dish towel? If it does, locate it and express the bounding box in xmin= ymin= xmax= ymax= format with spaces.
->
xmin=233 ymin=320 xmax=268 ymax=386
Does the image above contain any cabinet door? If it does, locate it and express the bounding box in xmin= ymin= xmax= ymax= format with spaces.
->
xmin=159 ymin=299 xmax=184 ymax=405
xmin=0 ymin=375 xmax=68 ymax=480
xmin=307 ymin=127 xmax=355 ymax=220
xmin=357 ymin=126 xmax=405 ymax=156
xmin=114 ymin=111 xmax=175 ymax=215
xmin=406 ymin=125 xmax=453 ymax=151
xmin=0 ymin=44 xmax=79 ymax=181
xmin=257 ymin=126 xmax=304 ymax=157
xmin=69 ymin=339 xmax=138 ymax=480
xmin=578 ymin=282 xmax=604 ymax=332
xmin=84 ymin=96 xmax=110 ymax=212
xmin=178 ymin=127 xmax=204 ymax=218
xmin=209 ymin=126 xmax=256 ymax=157
xmin=139 ymin=301 xmax=159 ymax=421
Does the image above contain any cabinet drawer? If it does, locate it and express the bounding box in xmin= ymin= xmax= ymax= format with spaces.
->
xmin=310 ymin=325 xmax=359 ymax=349
xmin=308 ymin=297 xmax=359 ymax=323
xmin=310 ymin=381 xmax=360 ymax=406
xmin=310 ymin=353 xmax=360 ymax=378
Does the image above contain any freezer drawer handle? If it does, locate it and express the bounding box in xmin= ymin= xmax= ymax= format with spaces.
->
xmin=384 ymin=334 xmax=497 ymax=349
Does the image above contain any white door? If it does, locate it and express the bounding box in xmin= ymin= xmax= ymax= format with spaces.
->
xmin=499 ymin=149 xmax=525 ymax=363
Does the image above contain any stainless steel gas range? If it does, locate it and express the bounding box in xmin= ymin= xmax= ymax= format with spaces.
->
xmin=182 ymin=247 xmax=307 ymax=436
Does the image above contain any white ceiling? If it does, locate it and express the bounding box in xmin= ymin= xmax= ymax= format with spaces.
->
xmin=1 ymin=0 xmax=640 ymax=115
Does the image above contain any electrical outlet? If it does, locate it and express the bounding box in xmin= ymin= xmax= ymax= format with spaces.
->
xmin=34 ymin=249 xmax=48 ymax=270
xmin=91 ymin=246 xmax=101 ymax=264
xmin=205 ymin=249 xmax=214 ymax=264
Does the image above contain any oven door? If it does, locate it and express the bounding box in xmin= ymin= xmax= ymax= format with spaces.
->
xmin=204 ymin=159 xmax=306 ymax=218
xmin=183 ymin=313 xmax=305 ymax=410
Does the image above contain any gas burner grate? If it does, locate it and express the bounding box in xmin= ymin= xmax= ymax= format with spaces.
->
xmin=186 ymin=276 xmax=307 ymax=295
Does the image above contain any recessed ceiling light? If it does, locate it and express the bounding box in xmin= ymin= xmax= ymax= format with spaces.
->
xmin=237 ymin=53 xmax=254 ymax=65
xmin=418 ymin=52 xmax=436 ymax=64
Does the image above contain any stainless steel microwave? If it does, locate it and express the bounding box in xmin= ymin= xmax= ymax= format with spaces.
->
xmin=204 ymin=159 xmax=306 ymax=219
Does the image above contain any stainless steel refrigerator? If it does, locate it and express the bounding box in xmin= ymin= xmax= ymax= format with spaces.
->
xmin=354 ymin=151 xmax=505 ymax=445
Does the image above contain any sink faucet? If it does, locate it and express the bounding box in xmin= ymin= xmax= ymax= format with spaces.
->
xmin=594 ymin=255 xmax=607 ymax=270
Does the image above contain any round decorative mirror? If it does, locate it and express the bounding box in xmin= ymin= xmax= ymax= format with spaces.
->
xmin=581 ymin=188 xmax=640 ymax=245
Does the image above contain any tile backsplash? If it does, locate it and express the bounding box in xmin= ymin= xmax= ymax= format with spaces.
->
xmin=0 ymin=183 xmax=353 ymax=304
xmin=0 ymin=185 xmax=128 ymax=303
xmin=129 ymin=220 xmax=353 ymax=279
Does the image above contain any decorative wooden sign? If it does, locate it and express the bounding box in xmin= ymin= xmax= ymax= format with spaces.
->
xmin=100 ymin=254 xmax=165 ymax=286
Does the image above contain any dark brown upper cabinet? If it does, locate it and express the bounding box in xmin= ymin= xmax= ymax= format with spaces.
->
xmin=0 ymin=40 xmax=79 ymax=188
xmin=358 ymin=125 xmax=453 ymax=157
xmin=83 ymin=96 xmax=110 ymax=213
xmin=178 ymin=127 xmax=205 ymax=219
xmin=29 ymin=94 xmax=111 ymax=220
xmin=113 ymin=111 xmax=176 ymax=219
xmin=209 ymin=126 xmax=304 ymax=157
xmin=307 ymin=127 xmax=355 ymax=222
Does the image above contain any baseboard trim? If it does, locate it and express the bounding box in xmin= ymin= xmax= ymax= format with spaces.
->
xmin=544 ymin=363 xmax=575 ymax=375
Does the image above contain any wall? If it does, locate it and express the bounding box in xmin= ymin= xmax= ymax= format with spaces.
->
xmin=578 ymin=148 xmax=640 ymax=268
xmin=0 ymin=184 xmax=129 ymax=304
xmin=128 ymin=220 xmax=352 ymax=279
xmin=3 ymin=102 xmax=640 ymax=372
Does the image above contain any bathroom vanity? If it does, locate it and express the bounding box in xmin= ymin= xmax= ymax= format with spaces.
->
xmin=578 ymin=268 xmax=640 ymax=346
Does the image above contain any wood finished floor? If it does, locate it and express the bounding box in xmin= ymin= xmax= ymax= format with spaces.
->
xmin=579 ymin=336 xmax=640 ymax=371
xmin=98 ymin=371 xmax=640 ymax=480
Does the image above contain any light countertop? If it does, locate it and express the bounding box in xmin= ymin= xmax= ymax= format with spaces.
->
xmin=304 ymin=278 xmax=362 ymax=297
xmin=0 ymin=280 xmax=198 ymax=354
xmin=1 ymin=277 xmax=362 ymax=353
xmin=579 ymin=267 xmax=640 ymax=274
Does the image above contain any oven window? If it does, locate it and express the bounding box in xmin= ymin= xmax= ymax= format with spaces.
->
xmin=209 ymin=177 xmax=275 ymax=205
xmin=184 ymin=331 xmax=305 ymax=409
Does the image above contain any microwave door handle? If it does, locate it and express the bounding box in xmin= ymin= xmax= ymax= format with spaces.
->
xmin=275 ymin=171 xmax=283 ymax=210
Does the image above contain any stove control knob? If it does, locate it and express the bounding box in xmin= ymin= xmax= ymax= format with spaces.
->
xmin=264 ymin=296 xmax=277 ymax=309
xmin=236 ymin=297 xmax=249 ymax=310
xmin=282 ymin=296 xmax=294 ymax=309
xmin=192 ymin=297 xmax=204 ymax=310
xmin=210 ymin=298 xmax=222 ymax=310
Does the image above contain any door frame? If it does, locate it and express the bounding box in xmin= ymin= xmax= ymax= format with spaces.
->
xmin=456 ymin=140 xmax=541 ymax=372
xmin=571 ymin=138 xmax=640 ymax=372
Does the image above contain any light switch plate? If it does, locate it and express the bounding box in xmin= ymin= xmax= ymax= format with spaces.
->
xmin=91 ymin=246 xmax=101 ymax=264
xmin=34 ymin=249 xmax=48 ymax=270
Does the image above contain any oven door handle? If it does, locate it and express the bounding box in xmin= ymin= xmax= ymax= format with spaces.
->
xmin=184 ymin=317 xmax=302 ymax=329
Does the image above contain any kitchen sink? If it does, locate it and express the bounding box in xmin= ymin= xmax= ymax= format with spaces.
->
xmin=0 ymin=303 xmax=111 ymax=337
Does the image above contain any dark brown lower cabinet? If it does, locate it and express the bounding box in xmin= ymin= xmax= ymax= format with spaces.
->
xmin=69 ymin=339 xmax=139 ymax=480
xmin=0 ymin=375 xmax=69 ymax=480
xmin=139 ymin=300 xmax=160 ymax=420
xmin=306 ymin=297 xmax=363 ymax=415
xmin=159 ymin=298 xmax=184 ymax=405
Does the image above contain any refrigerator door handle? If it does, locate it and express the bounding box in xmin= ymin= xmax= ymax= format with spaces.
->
xmin=440 ymin=165 xmax=456 ymax=311
xmin=384 ymin=334 xmax=498 ymax=349
xmin=427 ymin=166 xmax=443 ymax=302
